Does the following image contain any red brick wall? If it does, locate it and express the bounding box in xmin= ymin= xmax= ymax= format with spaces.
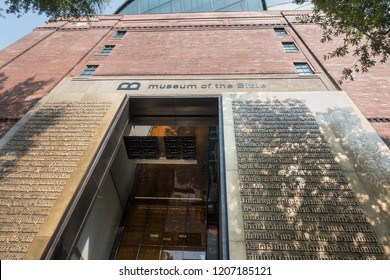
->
xmin=0 ymin=28 xmax=112 ymax=120
xmin=0 ymin=121 xmax=17 ymax=139
xmin=84 ymin=28 xmax=306 ymax=76
xmin=289 ymin=22 xmax=390 ymax=118
xmin=0 ymin=29 xmax=55 ymax=68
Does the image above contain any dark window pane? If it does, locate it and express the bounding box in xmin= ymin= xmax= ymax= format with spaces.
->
xmin=80 ymin=65 xmax=98 ymax=77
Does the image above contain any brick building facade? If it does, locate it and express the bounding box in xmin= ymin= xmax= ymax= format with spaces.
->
xmin=1 ymin=11 xmax=388 ymax=144
xmin=0 ymin=8 xmax=389 ymax=260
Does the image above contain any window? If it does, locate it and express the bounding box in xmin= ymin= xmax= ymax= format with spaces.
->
xmin=116 ymin=0 xmax=265 ymax=14
xmin=113 ymin=31 xmax=126 ymax=39
xmin=80 ymin=65 xmax=98 ymax=77
xmin=100 ymin=45 xmax=115 ymax=55
xmin=294 ymin=63 xmax=314 ymax=75
xmin=274 ymin=28 xmax=288 ymax=36
xmin=282 ymin=42 xmax=298 ymax=52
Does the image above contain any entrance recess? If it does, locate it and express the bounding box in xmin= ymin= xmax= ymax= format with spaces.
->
xmin=52 ymin=97 xmax=227 ymax=260
xmin=112 ymin=97 xmax=222 ymax=260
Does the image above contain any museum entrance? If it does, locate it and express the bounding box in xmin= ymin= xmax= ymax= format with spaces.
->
xmin=63 ymin=97 xmax=227 ymax=260
xmin=111 ymin=97 xmax=223 ymax=260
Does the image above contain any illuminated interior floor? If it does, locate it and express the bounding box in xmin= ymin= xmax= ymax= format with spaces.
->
xmin=115 ymin=200 xmax=207 ymax=260
xmin=115 ymin=126 xmax=211 ymax=260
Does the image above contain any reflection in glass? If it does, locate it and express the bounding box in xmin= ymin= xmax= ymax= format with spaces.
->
xmin=117 ymin=0 xmax=264 ymax=14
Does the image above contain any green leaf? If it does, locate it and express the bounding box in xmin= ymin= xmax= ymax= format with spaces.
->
xmin=294 ymin=0 xmax=390 ymax=82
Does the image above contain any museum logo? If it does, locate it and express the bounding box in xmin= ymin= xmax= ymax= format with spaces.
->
xmin=117 ymin=82 xmax=141 ymax=91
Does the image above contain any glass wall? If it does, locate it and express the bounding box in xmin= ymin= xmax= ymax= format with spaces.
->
xmin=114 ymin=125 xmax=219 ymax=260
xmin=116 ymin=0 xmax=264 ymax=14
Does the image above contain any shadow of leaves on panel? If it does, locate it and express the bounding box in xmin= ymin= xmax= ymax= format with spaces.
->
xmin=232 ymin=98 xmax=386 ymax=260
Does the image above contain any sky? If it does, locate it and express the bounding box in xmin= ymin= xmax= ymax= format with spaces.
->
xmin=0 ymin=0 xmax=125 ymax=50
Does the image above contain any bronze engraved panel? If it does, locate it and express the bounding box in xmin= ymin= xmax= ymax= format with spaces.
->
xmin=0 ymin=102 xmax=112 ymax=260
xmin=232 ymin=99 xmax=384 ymax=260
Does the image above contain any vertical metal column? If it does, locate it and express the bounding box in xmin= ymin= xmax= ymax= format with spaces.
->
xmin=218 ymin=96 xmax=229 ymax=260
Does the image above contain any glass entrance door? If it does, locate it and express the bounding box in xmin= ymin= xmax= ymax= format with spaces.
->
xmin=114 ymin=126 xmax=217 ymax=260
